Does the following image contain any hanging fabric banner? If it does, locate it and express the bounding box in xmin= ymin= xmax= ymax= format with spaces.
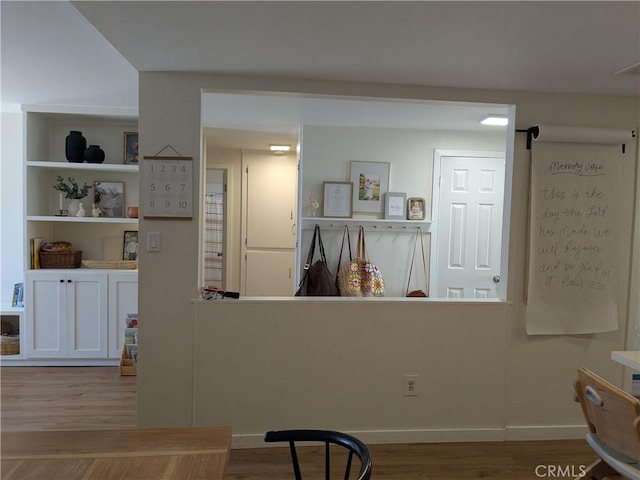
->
xmin=526 ymin=125 xmax=634 ymax=335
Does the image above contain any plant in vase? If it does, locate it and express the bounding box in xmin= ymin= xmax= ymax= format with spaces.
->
xmin=53 ymin=175 xmax=91 ymax=216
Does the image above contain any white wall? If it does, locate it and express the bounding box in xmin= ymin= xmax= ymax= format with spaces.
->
xmin=1 ymin=112 xmax=25 ymax=304
xmin=137 ymin=73 xmax=639 ymax=442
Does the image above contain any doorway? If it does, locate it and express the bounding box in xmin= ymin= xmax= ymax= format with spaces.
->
xmin=432 ymin=150 xmax=505 ymax=298
xmin=203 ymin=168 xmax=226 ymax=289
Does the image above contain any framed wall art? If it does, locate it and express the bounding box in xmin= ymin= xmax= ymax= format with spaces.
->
xmin=384 ymin=192 xmax=406 ymax=219
xmin=94 ymin=181 xmax=125 ymax=218
xmin=123 ymin=230 xmax=139 ymax=261
xmin=407 ymin=197 xmax=426 ymax=220
xmin=350 ymin=161 xmax=390 ymax=214
xmin=322 ymin=181 xmax=353 ymax=218
xmin=124 ymin=132 xmax=139 ymax=165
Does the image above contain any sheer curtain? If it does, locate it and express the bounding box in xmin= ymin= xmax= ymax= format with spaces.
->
xmin=203 ymin=193 xmax=224 ymax=289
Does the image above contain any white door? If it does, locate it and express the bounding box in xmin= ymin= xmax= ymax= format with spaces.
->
xmin=435 ymin=153 xmax=505 ymax=298
xmin=242 ymin=153 xmax=297 ymax=296
xmin=66 ymin=272 xmax=108 ymax=358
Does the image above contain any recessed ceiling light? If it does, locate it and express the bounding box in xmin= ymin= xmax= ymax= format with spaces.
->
xmin=269 ymin=144 xmax=291 ymax=152
xmin=480 ymin=115 xmax=508 ymax=126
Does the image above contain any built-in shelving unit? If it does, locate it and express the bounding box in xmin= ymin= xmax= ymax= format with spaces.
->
xmin=24 ymin=106 xmax=139 ymax=267
xmin=19 ymin=105 xmax=140 ymax=365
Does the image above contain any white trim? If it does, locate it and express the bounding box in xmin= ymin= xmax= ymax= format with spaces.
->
xmin=505 ymin=425 xmax=589 ymax=441
xmin=231 ymin=427 xmax=506 ymax=449
xmin=231 ymin=425 xmax=588 ymax=449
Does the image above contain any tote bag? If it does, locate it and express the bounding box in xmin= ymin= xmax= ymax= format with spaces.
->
xmin=338 ymin=226 xmax=384 ymax=297
xmin=406 ymin=226 xmax=429 ymax=297
xmin=295 ymin=224 xmax=339 ymax=296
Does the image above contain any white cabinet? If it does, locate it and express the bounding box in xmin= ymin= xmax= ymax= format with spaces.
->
xmin=25 ymin=270 xmax=108 ymax=358
xmin=108 ymin=272 xmax=138 ymax=359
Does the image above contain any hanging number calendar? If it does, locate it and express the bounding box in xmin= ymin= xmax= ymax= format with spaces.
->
xmin=142 ymin=155 xmax=193 ymax=219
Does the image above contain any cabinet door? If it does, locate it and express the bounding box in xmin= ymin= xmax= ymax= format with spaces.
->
xmin=25 ymin=271 xmax=66 ymax=358
xmin=108 ymin=273 xmax=138 ymax=359
xmin=66 ymin=272 xmax=108 ymax=358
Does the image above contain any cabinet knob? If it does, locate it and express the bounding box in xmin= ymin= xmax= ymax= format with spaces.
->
xmin=60 ymin=279 xmax=64 ymax=283
xmin=67 ymin=279 xmax=72 ymax=283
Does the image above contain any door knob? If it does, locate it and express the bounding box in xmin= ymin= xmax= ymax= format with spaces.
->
xmin=493 ymin=275 xmax=501 ymax=283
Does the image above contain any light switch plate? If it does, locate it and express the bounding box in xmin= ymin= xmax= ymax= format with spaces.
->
xmin=147 ymin=232 xmax=161 ymax=252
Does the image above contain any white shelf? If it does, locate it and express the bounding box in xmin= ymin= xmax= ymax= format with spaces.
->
xmin=301 ymin=217 xmax=432 ymax=231
xmin=28 ymin=216 xmax=138 ymax=224
xmin=27 ymin=161 xmax=138 ymax=173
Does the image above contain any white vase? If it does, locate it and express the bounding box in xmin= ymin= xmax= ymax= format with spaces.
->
xmin=67 ymin=199 xmax=81 ymax=217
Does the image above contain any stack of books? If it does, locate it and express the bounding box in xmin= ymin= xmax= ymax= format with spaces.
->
xmin=124 ymin=313 xmax=138 ymax=366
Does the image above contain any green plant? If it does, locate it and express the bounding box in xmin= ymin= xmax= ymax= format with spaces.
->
xmin=53 ymin=175 xmax=92 ymax=199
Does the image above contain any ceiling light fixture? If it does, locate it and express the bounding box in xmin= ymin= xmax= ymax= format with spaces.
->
xmin=269 ymin=144 xmax=291 ymax=152
xmin=480 ymin=115 xmax=508 ymax=126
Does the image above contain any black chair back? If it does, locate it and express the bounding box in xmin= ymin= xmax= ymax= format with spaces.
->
xmin=265 ymin=429 xmax=372 ymax=480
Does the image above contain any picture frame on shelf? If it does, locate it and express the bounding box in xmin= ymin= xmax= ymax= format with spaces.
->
xmin=407 ymin=197 xmax=426 ymax=220
xmin=350 ymin=161 xmax=390 ymax=214
xmin=322 ymin=181 xmax=353 ymax=218
xmin=124 ymin=132 xmax=138 ymax=165
xmin=384 ymin=192 xmax=407 ymax=219
xmin=123 ymin=230 xmax=139 ymax=261
xmin=12 ymin=283 xmax=24 ymax=308
xmin=94 ymin=181 xmax=125 ymax=218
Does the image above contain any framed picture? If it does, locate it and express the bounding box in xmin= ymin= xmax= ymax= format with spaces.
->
xmin=384 ymin=192 xmax=406 ymax=219
xmin=350 ymin=161 xmax=390 ymax=213
xmin=322 ymin=181 xmax=353 ymax=218
xmin=407 ymin=197 xmax=426 ymax=220
xmin=123 ymin=230 xmax=139 ymax=261
xmin=124 ymin=132 xmax=138 ymax=165
xmin=12 ymin=282 xmax=24 ymax=308
xmin=94 ymin=181 xmax=125 ymax=218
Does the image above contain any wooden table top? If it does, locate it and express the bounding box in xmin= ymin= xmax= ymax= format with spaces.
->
xmin=1 ymin=426 xmax=232 ymax=480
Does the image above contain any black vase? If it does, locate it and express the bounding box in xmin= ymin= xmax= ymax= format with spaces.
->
xmin=84 ymin=145 xmax=105 ymax=164
xmin=65 ymin=131 xmax=86 ymax=163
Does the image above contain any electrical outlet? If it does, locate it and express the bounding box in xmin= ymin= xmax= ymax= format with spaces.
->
xmin=403 ymin=375 xmax=418 ymax=396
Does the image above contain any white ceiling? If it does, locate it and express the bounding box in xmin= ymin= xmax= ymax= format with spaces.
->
xmin=2 ymin=1 xmax=638 ymax=147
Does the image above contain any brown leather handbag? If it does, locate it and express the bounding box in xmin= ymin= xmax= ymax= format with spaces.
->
xmin=406 ymin=227 xmax=429 ymax=297
xmin=295 ymin=224 xmax=340 ymax=296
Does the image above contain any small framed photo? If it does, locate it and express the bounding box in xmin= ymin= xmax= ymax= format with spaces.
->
xmin=407 ymin=197 xmax=426 ymax=220
xmin=94 ymin=181 xmax=125 ymax=218
xmin=350 ymin=161 xmax=390 ymax=214
xmin=12 ymin=282 xmax=24 ymax=308
xmin=384 ymin=192 xmax=406 ymax=219
xmin=123 ymin=230 xmax=139 ymax=261
xmin=124 ymin=132 xmax=138 ymax=165
xmin=323 ymin=181 xmax=353 ymax=218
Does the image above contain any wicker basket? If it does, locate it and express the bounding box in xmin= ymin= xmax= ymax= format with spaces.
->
xmin=41 ymin=241 xmax=72 ymax=253
xmin=40 ymin=251 xmax=82 ymax=269
xmin=1 ymin=336 xmax=20 ymax=355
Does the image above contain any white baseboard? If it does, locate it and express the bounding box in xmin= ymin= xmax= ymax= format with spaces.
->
xmin=232 ymin=426 xmax=589 ymax=449
xmin=232 ymin=428 xmax=505 ymax=449
xmin=504 ymin=425 xmax=589 ymax=441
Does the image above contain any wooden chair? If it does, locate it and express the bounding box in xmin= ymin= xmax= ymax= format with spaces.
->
xmin=264 ymin=429 xmax=372 ymax=480
xmin=573 ymin=367 xmax=640 ymax=479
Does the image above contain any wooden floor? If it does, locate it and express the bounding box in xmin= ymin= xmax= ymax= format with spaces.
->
xmin=1 ymin=367 xmax=598 ymax=479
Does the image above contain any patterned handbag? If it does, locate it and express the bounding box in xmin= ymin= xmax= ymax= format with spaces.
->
xmin=406 ymin=226 xmax=429 ymax=297
xmin=338 ymin=226 xmax=384 ymax=297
